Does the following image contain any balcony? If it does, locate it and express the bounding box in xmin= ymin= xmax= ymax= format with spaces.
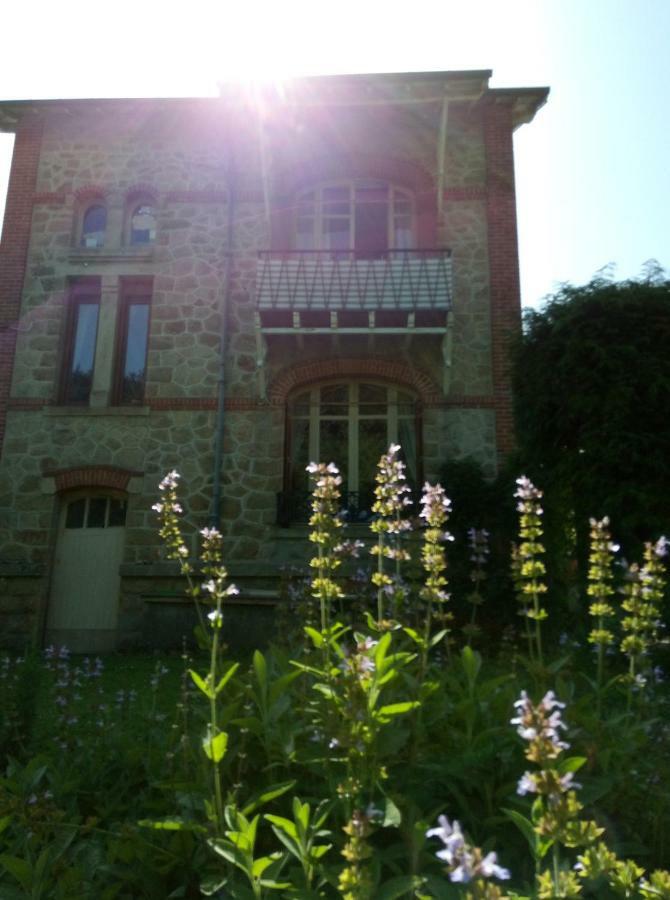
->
xmin=256 ymin=249 xmax=452 ymax=328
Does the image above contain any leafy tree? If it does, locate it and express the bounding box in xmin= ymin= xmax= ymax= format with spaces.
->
xmin=512 ymin=267 xmax=670 ymax=560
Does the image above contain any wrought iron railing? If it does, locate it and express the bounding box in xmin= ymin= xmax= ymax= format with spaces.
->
xmin=277 ymin=488 xmax=421 ymax=527
xmin=257 ymin=249 xmax=452 ymax=312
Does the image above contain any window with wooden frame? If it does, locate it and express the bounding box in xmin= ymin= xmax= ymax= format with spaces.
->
xmin=287 ymin=381 xmax=419 ymax=505
xmin=79 ymin=203 xmax=107 ymax=248
xmin=294 ymin=181 xmax=415 ymax=257
xmin=113 ymin=278 xmax=152 ymax=405
xmin=59 ymin=278 xmax=101 ymax=404
xmin=125 ymin=195 xmax=157 ymax=247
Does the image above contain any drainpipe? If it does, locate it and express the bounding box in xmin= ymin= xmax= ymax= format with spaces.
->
xmin=211 ymin=156 xmax=236 ymax=528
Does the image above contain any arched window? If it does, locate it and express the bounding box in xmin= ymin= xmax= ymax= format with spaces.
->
xmin=128 ymin=202 xmax=156 ymax=246
xmin=295 ymin=181 xmax=414 ymax=257
xmin=286 ymin=381 xmax=418 ymax=520
xmin=80 ymin=204 xmax=107 ymax=248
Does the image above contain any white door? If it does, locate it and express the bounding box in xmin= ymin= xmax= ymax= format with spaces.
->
xmin=46 ymin=494 xmax=127 ymax=653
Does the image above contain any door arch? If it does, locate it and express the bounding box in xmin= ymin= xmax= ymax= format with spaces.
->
xmin=46 ymin=492 xmax=127 ymax=652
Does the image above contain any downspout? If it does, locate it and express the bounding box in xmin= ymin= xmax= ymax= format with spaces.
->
xmin=211 ymin=156 xmax=236 ymax=528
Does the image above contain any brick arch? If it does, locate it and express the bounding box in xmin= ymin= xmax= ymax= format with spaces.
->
xmin=73 ymin=184 xmax=108 ymax=202
xmin=268 ymin=358 xmax=441 ymax=405
xmin=50 ymin=465 xmax=141 ymax=494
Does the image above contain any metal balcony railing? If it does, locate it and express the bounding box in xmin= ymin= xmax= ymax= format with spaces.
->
xmin=257 ymin=249 xmax=452 ymax=312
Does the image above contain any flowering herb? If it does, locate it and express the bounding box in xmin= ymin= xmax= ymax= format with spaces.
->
xmin=307 ymin=461 xmax=345 ymax=637
xmin=586 ymin=517 xmax=619 ymax=693
xmin=369 ymin=444 xmax=413 ymax=623
xmin=465 ymin=527 xmax=490 ymax=645
xmin=426 ymin=814 xmax=510 ymax=898
xmin=514 ymin=476 xmax=548 ymax=664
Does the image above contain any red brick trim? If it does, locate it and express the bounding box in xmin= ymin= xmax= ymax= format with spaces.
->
xmin=33 ymin=191 xmax=67 ymax=205
xmin=47 ymin=465 xmax=142 ymax=493
xmin=484 ymin=100 xmax=522 ymax=458
xmin=73 ymin=184 xmax=108 ymax=201
xmin=0 ymin=116 xmax=45 ymax=458
xmin=7 ymin=397 xmax=44 ymax=410
xmin=268 ymin=358 xmax=442 ymax=405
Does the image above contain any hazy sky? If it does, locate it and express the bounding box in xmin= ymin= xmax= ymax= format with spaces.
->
xmin=1 ymin=0 xmax=668 ymax=309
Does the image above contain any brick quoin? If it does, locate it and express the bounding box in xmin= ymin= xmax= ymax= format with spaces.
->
xmin=0 ymin=115 xmax=45 ymax=458
xmin=268 ymin=357 xmax=442 ymax=406
xmin=484 ymin=99 xmax=522 ymax=459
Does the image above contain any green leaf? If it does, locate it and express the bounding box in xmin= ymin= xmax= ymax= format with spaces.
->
xmin=189 ymin=669 xmax=214 ymax=699
xmin=0 ymin=855 xmax=32 ymax=890
xmin=502 ymin=808 xmax=538 ymax=859
xmin=304 ymin=627 xmax=324 ymax=648
xmin=376 ymin=701 xmax=419 ymax=721
xmin=461 ymin=645 xmax=482 ymax=685
xmin=215 ymin=662 xmax=240 ymax=695
xmin=383 ymin=795 xmax=402 ymax=828
xmin=558 ymin=756 xmax=587 ymax=775
xmin=202 ymin=730 xmax=228 ymax=763
xmin=242 ymin=780 xmax=296 ymax=816
xmin=265 ymin=814 xmax=298 ymax=840
xmin=377 ymin=875 xmax=424 ymax=899
xmin=429 ymin=628 xmax=448 ymax=648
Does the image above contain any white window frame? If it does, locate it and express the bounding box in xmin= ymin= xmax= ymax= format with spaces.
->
xmin=294 ymin=181 xmax=415 ymax=253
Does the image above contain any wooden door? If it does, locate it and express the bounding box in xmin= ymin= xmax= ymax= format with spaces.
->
xmin=46 ymin=494 xmax=127 ymax=652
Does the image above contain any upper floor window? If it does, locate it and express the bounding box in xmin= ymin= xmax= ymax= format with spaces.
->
xmin=60 ymin=278 xmax=100 ymax=404
xmin=113 ymin=278 xmax=152 ymax=405
xmin=295 ymin=181 xmax=414 ymax=257
xmin=80 ymin=204 xmax=107 ymax=249
xmin=128 ymin=202 xmax=156 ymax=246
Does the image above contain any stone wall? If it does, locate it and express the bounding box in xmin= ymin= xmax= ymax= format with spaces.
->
xmin=0 ymin=88 xmax=507 ymax=648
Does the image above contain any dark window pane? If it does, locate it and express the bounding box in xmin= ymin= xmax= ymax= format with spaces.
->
xmin=80 ymin=205 xmax=106 ymax=248
xmin=319 ymin=419 xmax=348 ymax=488
xmin=65 ymin=498 xmax=86 ymax=529
xmin=119 ymin=302 xmax=149 ymax=404
xmin=289 ymin=419 xmax=310 ymax=491
xmin=64 ymin=302 xmax=99 ymax=403
xmin=87 ymin=497 xmax=107 ymax=528
xmin=108 ymin=499 xmax=127 ymax=527
xmin=130 ymin=204 xmax=156 ymax=245
xmin=323 ymin=186 xmax=349 ymax=203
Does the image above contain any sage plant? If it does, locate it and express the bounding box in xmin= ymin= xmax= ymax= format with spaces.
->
xmin=586 ymin=517 xmax=618 ymax=693
xmin=514 ymin=476 xmax=548 ymax=665
xmin=419 ymin=482 xmax=453 ymax=664
xmin=307 ymin=462 xmax=345 ymax=638
xmin=426 ymin=814 xmax=510 ymax=899
xmin=369 ymin=444 xmax=412 ymax=623
xmin=464 ymin=527 xmax=490 ymax=645
xmin=621 ymin=537 xmax=667 ymax=698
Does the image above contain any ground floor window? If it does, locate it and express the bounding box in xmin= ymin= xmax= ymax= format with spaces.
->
xmin=285 ymin=381 xmax=418 ymax=521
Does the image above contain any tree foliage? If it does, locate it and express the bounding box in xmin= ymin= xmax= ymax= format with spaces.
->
xmin=513 ymin=270 xmax=670 ymax=552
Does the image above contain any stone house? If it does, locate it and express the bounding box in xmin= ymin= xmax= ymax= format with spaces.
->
xmin=0 ymin=70 xmax=547 ymax=651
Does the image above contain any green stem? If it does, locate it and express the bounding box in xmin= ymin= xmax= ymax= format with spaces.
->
xmin=209 ymin=593 xmax=224 ymax=835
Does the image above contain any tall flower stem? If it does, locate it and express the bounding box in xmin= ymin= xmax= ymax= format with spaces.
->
xmin=369 ymin=444 xmax=412 ymax=625
xmin=514 ymin=476 xmax=548 ymax=667
xmin=418 ymin=482 xmax=453 ymax=673
xmin=586 ymin=517 xmax=618 ymax=705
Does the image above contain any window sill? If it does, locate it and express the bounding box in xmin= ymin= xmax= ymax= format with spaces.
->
xmin=68 ymin=247 xmax=155 ymax=265
xmin=45 ymin=405 xmax=151 ymax=417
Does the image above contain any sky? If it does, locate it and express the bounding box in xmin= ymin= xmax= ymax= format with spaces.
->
xmin=0 ymin=0 xmax=668 ymax=310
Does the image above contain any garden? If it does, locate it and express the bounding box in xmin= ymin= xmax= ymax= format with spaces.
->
xmin=1 ymin=443 xmax=669 ymax=899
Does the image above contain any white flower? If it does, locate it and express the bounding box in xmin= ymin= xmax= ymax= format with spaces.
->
xmin=517 ymin=772 xmax=536 ymax=795
xmin=208 ymin=609 xmax=223 ymax=626
xmin=479 ymin=851 xmax=511 ymax=880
